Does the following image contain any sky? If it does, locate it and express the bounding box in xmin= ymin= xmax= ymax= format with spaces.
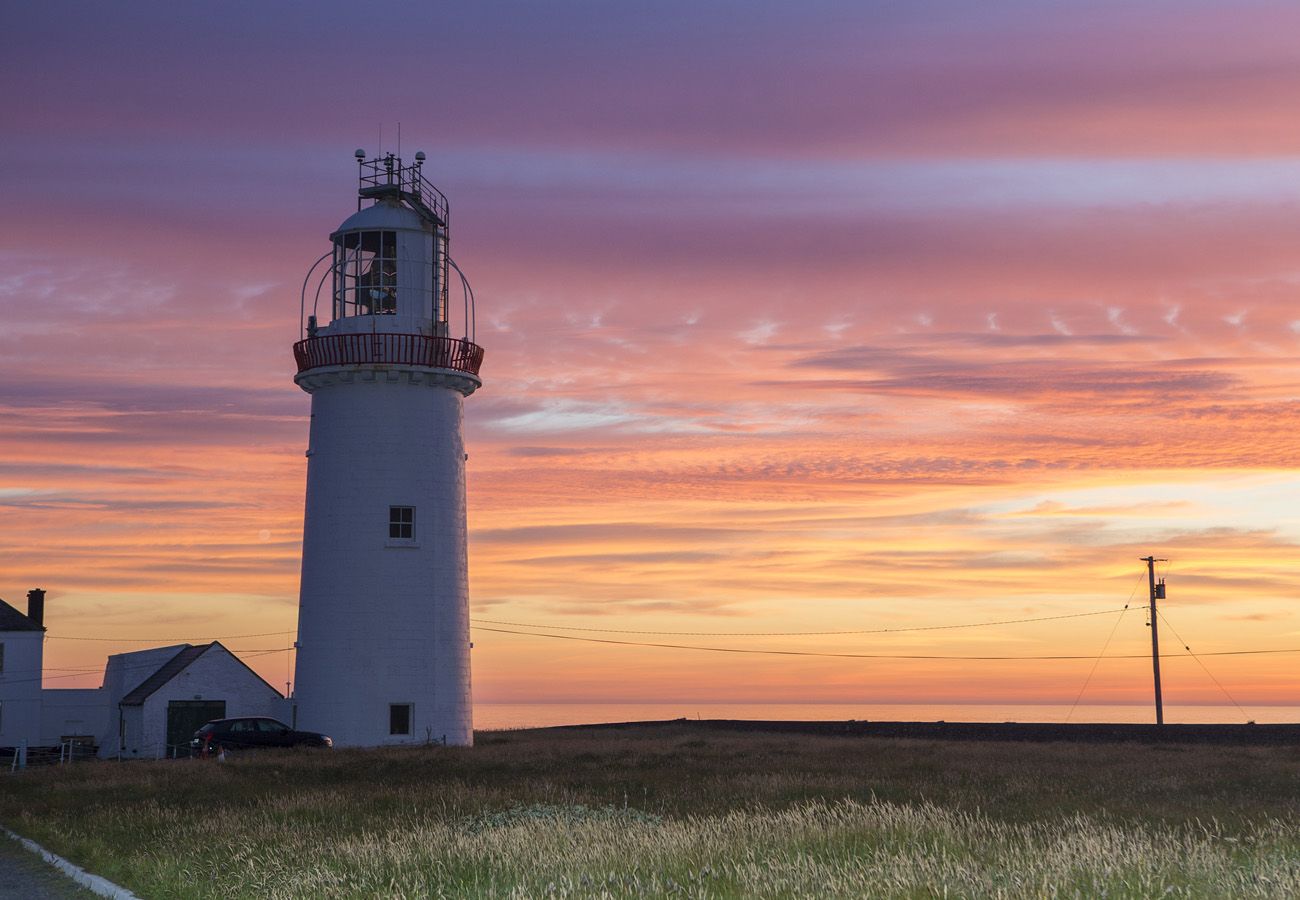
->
xmin=2 ymin=0 xmax=1299 ymax=713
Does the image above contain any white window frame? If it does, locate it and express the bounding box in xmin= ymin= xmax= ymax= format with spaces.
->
xmin=389 ymin=703 xmax=413 ymax=736
xmin=387 ymin=505 xmax=417 ymax=547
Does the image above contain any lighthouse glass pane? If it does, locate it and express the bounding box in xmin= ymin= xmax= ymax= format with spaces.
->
xmin=389 ymin=506 xmax=415 ymax=540
xmin=336 ymin=230 xmax=398 ymax=317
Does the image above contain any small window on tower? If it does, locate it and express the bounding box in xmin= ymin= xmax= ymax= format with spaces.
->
xmin=389 ymin=506 xmax=415 ymax=540
xmin=390 ymin=703 xmax=412 ymax=736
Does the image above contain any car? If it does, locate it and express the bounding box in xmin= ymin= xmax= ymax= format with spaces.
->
xmin=190 ymin=717 xmax=333 ymax=756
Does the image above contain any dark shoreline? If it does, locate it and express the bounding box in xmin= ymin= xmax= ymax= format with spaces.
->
xmin=534 ymin=718 xmax=1300 ymax=746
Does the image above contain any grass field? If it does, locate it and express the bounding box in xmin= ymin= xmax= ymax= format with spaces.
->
xmin=2 ymin=723 xmax=1299 ymax=898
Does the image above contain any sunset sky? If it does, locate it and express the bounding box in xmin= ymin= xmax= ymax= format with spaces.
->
xmin=3 ymin=1 xmax=1300 ymax=713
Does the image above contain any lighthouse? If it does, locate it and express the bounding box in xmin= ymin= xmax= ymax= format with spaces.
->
xmin=291 ymin=151 xmax=483 ymax=747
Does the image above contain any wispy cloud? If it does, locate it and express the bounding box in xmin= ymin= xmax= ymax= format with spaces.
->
xmin=3 ymin=0 xmax=1299 ymax=702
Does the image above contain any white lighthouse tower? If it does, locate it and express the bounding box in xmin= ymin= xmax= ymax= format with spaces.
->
xmin=291 ymin=151 xmax=483 ymax=747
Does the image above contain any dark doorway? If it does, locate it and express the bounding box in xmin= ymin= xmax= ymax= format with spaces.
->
xmin=166 ymin=700 xmax=226 ymax=757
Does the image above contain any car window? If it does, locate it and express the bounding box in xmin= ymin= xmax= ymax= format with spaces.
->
xmin=257 ymin=720 xmax=282 ymax=733
xmin=230 ymin=720 xmax=251 ymax=732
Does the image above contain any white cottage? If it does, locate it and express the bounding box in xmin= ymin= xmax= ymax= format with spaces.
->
xmin=0 ymin=593 xmax=44 ymax=754
xmin=1 ymin=590 xmax=289 ymax=761
xmin=112 ymin=642 xmax=286 ymax=758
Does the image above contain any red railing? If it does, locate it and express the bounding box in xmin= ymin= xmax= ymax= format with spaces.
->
xmin=294 ymin=333 xmax=484 ymax=377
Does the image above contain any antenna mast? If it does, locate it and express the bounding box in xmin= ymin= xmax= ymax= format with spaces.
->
xmin=1142 ymin=555 xmax=1168 ymax=724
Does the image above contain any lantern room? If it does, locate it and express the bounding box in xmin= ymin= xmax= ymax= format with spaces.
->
xmin=300 ymin=151 xmax=478 ymax=344
xmin=294 ymin=151 xmax=483 ymax=383
xmin=330 ymin=202 xmax=437 ymax=323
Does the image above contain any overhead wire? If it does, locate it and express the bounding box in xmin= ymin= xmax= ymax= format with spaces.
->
xmin=46 ymin=630 xmax=296 ymax=643
xmin=45 ymin=608 xmax=1134 ymax=643
xmin=28 ymin=569 xmax=1283 ymax=709
xmin=470 ymin=624 xmax=1300 ymax=661
xmin=1065 ymin=570 xmax=1147 ymax=722
xmin=0 ymin=647 xmax=292 ymax=689
xmin=1156 ymin=608 xmax=1253 ymax=723
xmin=40 ymin=606 xmax=1135 ymax=646
xmin=470 ymin=607 xmax=1133 ymax=637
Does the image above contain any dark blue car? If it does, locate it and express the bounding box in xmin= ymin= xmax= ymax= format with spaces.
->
xmin=191 ymin=717 xmax=333 ymax=755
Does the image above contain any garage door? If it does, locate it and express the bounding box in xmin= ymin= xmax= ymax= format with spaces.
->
xmin=166 ymin=700 xmax=226 ymax=757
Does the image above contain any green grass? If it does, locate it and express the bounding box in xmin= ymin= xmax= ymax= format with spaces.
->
xmin=3 ymin=724 xmax=1299 ymax=897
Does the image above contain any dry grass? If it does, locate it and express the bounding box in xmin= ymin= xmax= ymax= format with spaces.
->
xmin=3 ymin=724 xmax=1299 ymax=898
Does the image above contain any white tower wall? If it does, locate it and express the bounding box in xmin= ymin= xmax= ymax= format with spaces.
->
xmin=294 ymin=367 xmax=472 ymax=747
xmin=292 ymin=153 xmax=481 ymax=749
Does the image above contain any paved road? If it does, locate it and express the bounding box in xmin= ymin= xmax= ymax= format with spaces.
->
xmin=0 ymin=835 xmax=98 ymax=899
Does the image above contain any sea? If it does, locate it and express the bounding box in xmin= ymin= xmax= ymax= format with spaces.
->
xmin=473 ymin=703 xmax=1299 ymax=731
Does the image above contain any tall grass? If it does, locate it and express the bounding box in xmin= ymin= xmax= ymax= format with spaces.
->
xmin=3 ymin=725 xmax=1298 ymax=898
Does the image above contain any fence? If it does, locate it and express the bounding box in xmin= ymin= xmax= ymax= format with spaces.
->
xmin=5 ymin=740 xmax=98 ymax=772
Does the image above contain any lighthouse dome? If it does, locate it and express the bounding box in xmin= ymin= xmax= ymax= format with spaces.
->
xmin=331 ymin=200 xmax=427 ymax=238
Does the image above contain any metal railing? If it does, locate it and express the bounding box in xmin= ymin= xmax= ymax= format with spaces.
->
xmin=5 ymin=740 xmax=98 ymax=771
xmin=358 ymin=154 xmax=449 ymax=226
xmin=294 ymin=333 xmax=484 ymax=377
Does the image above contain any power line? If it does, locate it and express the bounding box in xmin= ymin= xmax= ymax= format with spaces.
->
xmin=46 ymin=630 xmax=295 ymax=643
xmin=0 ymin=647 xmax=291 ymax=689
xmin=1156 ymin=608 xmax=1253 ymax=723
xmin=40 ymin=606 xmax=1132 ymax=644
xmin=1066 ymin=570 xmax=1147 ymax=722
xmin=470 ymin=607 xmax=1133 ymax=637
xmin=471 ymin=624 xmax=1300 ymax=661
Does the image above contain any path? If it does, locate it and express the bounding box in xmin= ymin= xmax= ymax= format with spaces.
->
xmin=0 ymin=834 xmax=97 ymax=899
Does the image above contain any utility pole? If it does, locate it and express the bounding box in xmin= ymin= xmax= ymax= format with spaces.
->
xmin=1142 ymin=556 xmax=1167 ymax=724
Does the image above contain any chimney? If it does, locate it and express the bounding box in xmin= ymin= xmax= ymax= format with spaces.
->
xmin=27 ymin=588 xmax=45 ymax=628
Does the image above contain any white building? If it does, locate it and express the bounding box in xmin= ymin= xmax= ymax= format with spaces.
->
xmin=111 ymin=642 xmax=286 ymax=759
xmin=0 ymin=592 xmax=44 ymax=755
xmin=0 ymin=591 xmax=287 ymax=761
xmin=291 ymin=152 xmax=484 ymax=748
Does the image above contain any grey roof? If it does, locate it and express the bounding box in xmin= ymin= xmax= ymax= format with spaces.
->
xmin=0 ymin=597 xmax=43 ymax=632
xmin=119 ymin=643 xmax=212 ymax=706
